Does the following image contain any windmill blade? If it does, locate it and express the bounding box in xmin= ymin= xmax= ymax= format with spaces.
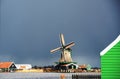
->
xmin=60 ymin=33 xmax=65 ymax=46
xmin=50 ymin=47 xmax=61 ymax=53
xmin=65 ymin=42 xmax=75 ymax=49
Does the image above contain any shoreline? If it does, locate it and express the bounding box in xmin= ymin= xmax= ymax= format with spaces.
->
xmin=0 ymin=72 xmax=101 ymax=79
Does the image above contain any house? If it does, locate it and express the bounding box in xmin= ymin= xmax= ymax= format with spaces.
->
xmin=55 ymin=63 xmax=78 ymax=72
xmin=0 ymin=62 xmax=16 ymax=72
xmin=100 ymin=35 xmax=120 ymax=79
xmin=61 ymin=63 xmax=78 ymax=69
xmin=15 ymin=64 xmax=32 ymax=70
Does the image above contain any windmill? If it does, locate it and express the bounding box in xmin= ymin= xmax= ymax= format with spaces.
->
xmin=50 ymin=33 xmax=75 ymax=64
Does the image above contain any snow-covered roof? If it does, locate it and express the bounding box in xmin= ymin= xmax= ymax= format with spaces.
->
xmin=100 ymin=35 xmax=120 ymax=56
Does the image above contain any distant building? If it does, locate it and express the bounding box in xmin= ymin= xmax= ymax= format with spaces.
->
xmin=15 ymin=64 xmax=32 ymax=70
xmin=0 ymin=62 xmax=16 ymax=72
xmin=55 ymin=63 xmax=78 ymax=72
xmin=61 ymin=63 xmax=78 ymax=69
xmin=100 ymin=35 xmax=120 ymax=79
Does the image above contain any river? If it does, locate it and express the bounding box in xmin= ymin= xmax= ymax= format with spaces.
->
xmin=0 ymin=72 xmax=101 ymax=79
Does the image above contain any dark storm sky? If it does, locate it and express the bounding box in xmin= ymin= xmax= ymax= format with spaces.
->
xmin=0 ymin=0 xmax=120 ymax=67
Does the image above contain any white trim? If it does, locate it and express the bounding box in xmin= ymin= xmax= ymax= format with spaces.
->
xmin=100 ymin=35 xmax=120 ymax=56
xmin=65 ymin=63 xmax=79 ymax=68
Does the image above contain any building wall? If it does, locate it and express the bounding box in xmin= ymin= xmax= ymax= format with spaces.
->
xmin=15 ymin=64 xmax=32 ymax=70
xmin=101 ymin=41 xmax=120 ymax=79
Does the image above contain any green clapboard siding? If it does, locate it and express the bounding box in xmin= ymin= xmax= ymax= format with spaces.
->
xmin=101 ymin=41 xmax=120 ymax=79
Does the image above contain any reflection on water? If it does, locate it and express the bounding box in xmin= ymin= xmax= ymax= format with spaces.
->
xmin=0 ymin=72 xmax=101 ymax=79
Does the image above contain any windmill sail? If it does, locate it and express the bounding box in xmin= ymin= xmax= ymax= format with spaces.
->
xmin=50 ymin=47 xmax=61 ymax=53
xmin=60 ymin=33 xmax=65 ymax=46
xmin=50 ymin=33 xmax=75 ymax=63
xmin=65 ymin=42 xmax=75 ymax=49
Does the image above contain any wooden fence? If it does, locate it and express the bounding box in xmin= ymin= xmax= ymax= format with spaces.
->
xmin=72 ymin=74 xmax=101 ymax=79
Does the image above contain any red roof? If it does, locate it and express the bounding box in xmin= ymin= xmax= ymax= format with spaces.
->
xmin=0 ymin=62 xmax=13 ymax=68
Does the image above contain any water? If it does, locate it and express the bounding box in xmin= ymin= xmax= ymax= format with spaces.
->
xmin=0 ymin=72 xmax=101 ymax=79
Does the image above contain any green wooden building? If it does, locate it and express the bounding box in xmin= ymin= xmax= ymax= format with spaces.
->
xmin=100 ymin=35 xmax=120 ymax=79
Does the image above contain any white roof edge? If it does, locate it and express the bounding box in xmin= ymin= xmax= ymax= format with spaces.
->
xmin=100 ymin=35 xmax=120 ymax=56
xmin=15 ymin=64 xmax=32 ymax=65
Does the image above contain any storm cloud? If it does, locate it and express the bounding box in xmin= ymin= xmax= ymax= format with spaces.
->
xmin=0 ymin=0 xmax=120 ymax=67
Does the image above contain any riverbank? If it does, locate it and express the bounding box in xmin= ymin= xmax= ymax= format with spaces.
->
xmin=0 ymin=72 xmax=101 ymax=79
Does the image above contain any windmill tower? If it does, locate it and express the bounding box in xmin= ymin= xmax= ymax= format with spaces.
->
xmin=50 ymin=34 xmax=78 ymax=72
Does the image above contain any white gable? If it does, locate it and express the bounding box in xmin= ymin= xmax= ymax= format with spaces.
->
xmin=65 ymin=63 xmax=79 ymax=68
xmin=100 ymin=35 xmax=120 ymax=56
